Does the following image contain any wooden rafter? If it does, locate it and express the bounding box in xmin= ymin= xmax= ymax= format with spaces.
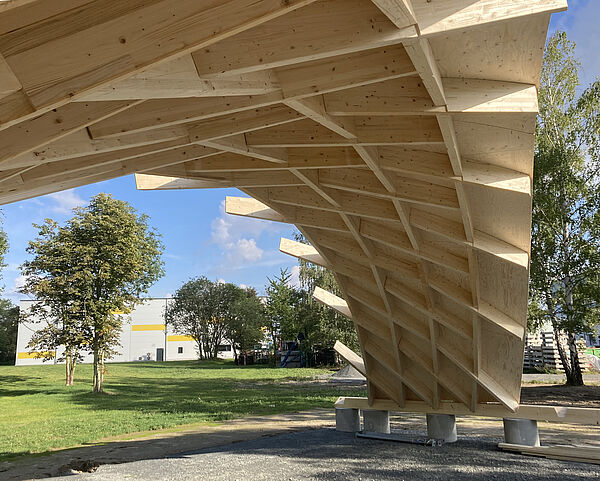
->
xmin=0 ymin=0 xmax=565 ymax=412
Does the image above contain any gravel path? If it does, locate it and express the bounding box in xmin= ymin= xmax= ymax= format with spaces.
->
xmin=48 ymin=427 xmax=599 ymax=481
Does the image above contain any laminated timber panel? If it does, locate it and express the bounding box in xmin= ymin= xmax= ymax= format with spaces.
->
xmin=0 ymin=0 xmax=566 ymax=413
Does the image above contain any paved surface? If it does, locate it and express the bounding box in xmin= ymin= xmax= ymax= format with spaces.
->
xmin=48 ymin=427 xmax=600 ymax=481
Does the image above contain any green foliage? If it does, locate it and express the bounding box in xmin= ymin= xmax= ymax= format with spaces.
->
xmin=166 ymin=278 xmax=265 ymax=361
xmin=0 ymin=216 xmax=8 ymax=281
xmin=265 ymin=233 xmax=359 ymax=364
xmin=294 ymin=234 xmax=359 ymax=352
xmin=266 ymin=268 xmax=317 ymax=345
xmin=226 ymin=288 xmax=267 ymax=357
xmin=529 ymin=31 xmax=600 ymax=385
xmin=0 ymin=360 xmax=365 ymax=461
xmin=21 ymin=193 xmax=164 ymax=390
xmin=0 ymin=299 xmax=18 ymax=364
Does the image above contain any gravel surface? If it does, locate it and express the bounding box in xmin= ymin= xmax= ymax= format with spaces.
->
xmin=48 ymin=427 xmax=600 ymax=481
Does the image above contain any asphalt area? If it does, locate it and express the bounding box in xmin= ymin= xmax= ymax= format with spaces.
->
xmin=2 ymin=379 xmax=600 ymax=480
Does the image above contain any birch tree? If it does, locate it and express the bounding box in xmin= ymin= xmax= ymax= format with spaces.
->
xmin=529 ymin=31 xmax=600 ymax=385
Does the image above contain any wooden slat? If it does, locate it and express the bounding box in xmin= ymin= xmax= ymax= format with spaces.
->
xmin=1 ymin=0 xmax=319 ymax=127
xmin=193 ymin=0 xmax=415 ymax=77
xmin=333 ymin=341 xmax=366 ymax=377
xmin=336 ymin=397 xmax=600 ymax=425
xmin=0 ymin=0 xmax=558 ymax=413
xmin=0 ymin=101 xmax=139 ymax=165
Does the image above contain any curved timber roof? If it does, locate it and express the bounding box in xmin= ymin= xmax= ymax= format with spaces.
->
xmin=0 ymin=0 xmax=567 ymax=411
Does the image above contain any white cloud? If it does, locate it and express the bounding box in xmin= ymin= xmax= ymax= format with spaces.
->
xmin=46 ymin=189 xmax=86 ymax=215
xmin=12 ymin=274 xmax=28 ymax=292
xmin=288 ymin=265 xmax=301 ymax=289
xmin=4 ymin=263 xmax=20 ymax=273
xmin=239 ymin=283 xmax=248 ymax=290
xmin=551 ymin=1 xmax=600 ymax=89
xmin=236 ymin=238 xmax=263 ymax=262
xmin=3 ymin=273 xmax=30 ymax=304
xmin=216 ymin=278 xmax=225 ymax=284
xmin=210 ymin=199 xmax=285 ymax=269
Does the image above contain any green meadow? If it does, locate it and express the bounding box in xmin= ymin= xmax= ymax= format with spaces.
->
xmin=0 ymin=360 xmax=364 ymax=461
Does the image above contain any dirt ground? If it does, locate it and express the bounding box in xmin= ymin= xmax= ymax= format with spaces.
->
xmin=521 ymin=384 xmax=600 ymax=408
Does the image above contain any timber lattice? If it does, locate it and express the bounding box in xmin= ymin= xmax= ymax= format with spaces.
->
xmin=0 ymin=0 xmax=568 ymax=412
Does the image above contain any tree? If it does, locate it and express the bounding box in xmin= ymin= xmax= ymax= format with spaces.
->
xmin=294 ymin=232 xmax=359 ymax=352
xmin=22 ymin=193 xmax=164 ymax=391
xmin=167 ymin=277 xmax=229 ymax=359
xmin=265 ymin=259 xmax=359 ymax=366
xmin=529 ymin=31 xmax=600 ymax=385
xmin=226 ymin=288 xmax=267 ymax=363
xmin=0 ymin=299 xmax=18 ymax=364
xmin=265 ymin=269 xmax=296 ymax=362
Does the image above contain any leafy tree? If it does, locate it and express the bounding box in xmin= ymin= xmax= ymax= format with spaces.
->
xmin=0 ymin=217 xmax=8 ymax=278
xmin=0 ymin=217 xmax=12 ymax=364
xmin=294 ymin=232 xmax=359 ymax=352
xmin=166 ymin=278 xmax=261 ymax=360
xmin=22 ymin=193 xmax=164 ymax=391
xmin=265 ymin=257 xmax=359 ymax=366
xmin=265 ymin=268 xmax=296 ymax=361
xmin=165 ymin=277 xmax=214 ymax=360
xmin=529 ymin=31 xmax=600 ymax=385
xmin=0 ymin=299 xmax=18 ymax=364
xmin=226 ymin=287 xmax=267 ymax=363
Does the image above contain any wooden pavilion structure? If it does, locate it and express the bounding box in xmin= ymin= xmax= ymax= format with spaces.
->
xmin=0 ymin=0 xmax=567 ymax=414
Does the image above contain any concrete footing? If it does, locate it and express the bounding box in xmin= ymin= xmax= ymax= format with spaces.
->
xmin=426 ymin=414 xmax=457 ymax=443
xmin=503 ymin=418 xmax=540 ymax=446
xmin=335 ymin=408 xmax=361 ymax=432
xmin=363 ymin=410 xmax=390 ymax=434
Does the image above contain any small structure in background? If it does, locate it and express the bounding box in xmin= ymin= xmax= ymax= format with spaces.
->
xmin=524 ymin=331 xmax=600 ymax=373
xmin=15 ymin=298 xmax=235 ymax=365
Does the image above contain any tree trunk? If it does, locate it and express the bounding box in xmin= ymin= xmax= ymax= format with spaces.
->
xmin=93 ymin=350 xmax=104 ymax=393
xmin=566 ymin=332 xmax=584 ymax=386
xmin=65 ymin=351 xmax=75 ymax=386
xmin=552 ymin=325 xmax=572 ymax=379
xmin=560 ymin=202 xmax=584 ymax=386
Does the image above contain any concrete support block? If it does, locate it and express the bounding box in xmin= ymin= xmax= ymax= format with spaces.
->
xmin=335 ymin=408 xmax=361 ymax=432
xmin=503 ymin=418 xmax=540 ymax=446
xmin=363 ymin=410 xmax=390 ymax=434
xmin=426 ymin=414 xmax=457 ymax=443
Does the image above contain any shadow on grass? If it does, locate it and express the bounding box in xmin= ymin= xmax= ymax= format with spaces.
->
xmin=66 ymin=375 xmax=359 ymax=419
xmin=0 ymin=375 xmax=45 ymax=396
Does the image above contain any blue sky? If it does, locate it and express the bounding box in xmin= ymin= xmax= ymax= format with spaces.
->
xmin=1 ymin=179 xmax=299 ymax=303
xmin=1 ymin=1 xmax=598 ymax=305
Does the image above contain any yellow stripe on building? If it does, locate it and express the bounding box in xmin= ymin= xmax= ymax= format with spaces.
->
xmin=111 ymin=308 xmax=129 ymax=315
xmin=131 ymin=324 xmax=165 ymax=331
xmin=167 ymin=335 xmax=194 ymax=342
xmin=17 ymin=351 xmax=55 ymax=359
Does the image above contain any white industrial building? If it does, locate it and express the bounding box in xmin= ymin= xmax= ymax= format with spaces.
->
xmin=15 ymin=298 xmax=234 ymax=366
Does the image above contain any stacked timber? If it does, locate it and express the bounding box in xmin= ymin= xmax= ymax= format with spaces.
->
xmin=524 ymin=332 xmax=587 ymax=372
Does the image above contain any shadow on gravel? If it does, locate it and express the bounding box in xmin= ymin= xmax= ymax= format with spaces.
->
xmin=43 ymin=428 xmax=600 ymax=481
xmin=521 ymin=384 xmax=600 ymax=408
xmin=0 ymin=411 xmax=333 ymax=481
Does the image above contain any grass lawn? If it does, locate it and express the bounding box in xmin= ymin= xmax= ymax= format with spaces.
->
xmin=0 ymin=360 xmax=365 ymax=461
